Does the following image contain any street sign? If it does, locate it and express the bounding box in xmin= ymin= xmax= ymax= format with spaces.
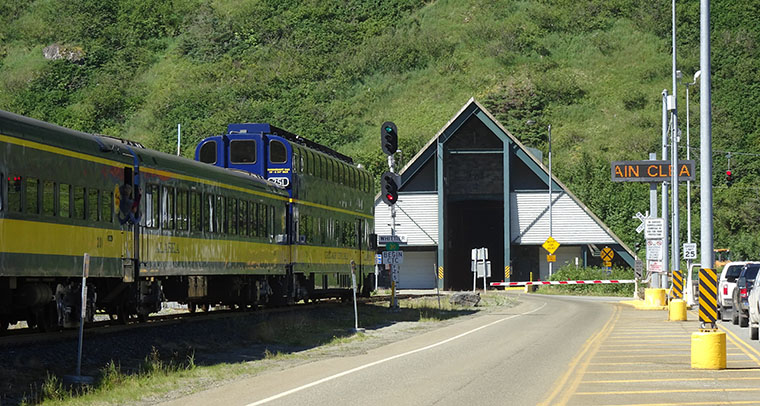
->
xmin=648 ymin=260 xmax=664 ymax=273
xmin=378 ymin=234 xmax=407 ymax=244
xmin=646 ymin=240 xmax=663 ymax=260
xmin=542 ymin=237 xmax=560 ymax=254
xmin=645 ymin=218 xmax=665 ymax=240
xmin=634 ymin=259 xmax=644 ymax=279
xmin=635 ymin=211 xmax=647 ymax=222
xmin=386 ymin=242 xmax=400 ymax=251
xmin=547 ymin=254 xmax=556 ymax=262
xmin=601 ymin=247 xmax=615 ymax=262
xmin=382 ymin=250 xmax=404 ymax=264
xmin=603 ymin=261 xmax=612 ymax=268
xmin=683 ymin=243 xmax=697 ymax=260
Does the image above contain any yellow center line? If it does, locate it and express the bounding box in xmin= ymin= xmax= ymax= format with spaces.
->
xmin=582 ymin=376 xmax=760 ymax=384
xmin=584 ymin=368 xmax=760 ymax=374
xmin=537 ymin=305 xmax=620 ymax=406
xmin=597 ymin=401 xmax=760 ymax=406
xmin=576 ymin=387 xmax=760 ymax=395
xmin=719 ymin=324 xmax=760 ymax=365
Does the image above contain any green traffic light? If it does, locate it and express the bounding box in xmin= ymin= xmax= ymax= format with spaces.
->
xmin=385 ymin=126 xmax=393 ymax=133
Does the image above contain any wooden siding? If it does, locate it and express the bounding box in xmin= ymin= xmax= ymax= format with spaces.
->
xmin=374 ymin=193 xmax=438 ymax=246
xmin=511 ymin=191 xmax=616 ymax=245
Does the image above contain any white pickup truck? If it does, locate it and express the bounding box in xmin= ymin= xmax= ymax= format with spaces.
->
xmin=719 ymin=262 xmax=758 ymax=321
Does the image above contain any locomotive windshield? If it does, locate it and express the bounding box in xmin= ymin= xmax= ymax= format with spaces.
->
xmin=230 ymin=140 xmax=256 ymax=163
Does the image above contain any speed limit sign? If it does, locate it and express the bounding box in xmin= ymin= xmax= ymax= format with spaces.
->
xmin=683 ymin=243 xmax=697 ymax=260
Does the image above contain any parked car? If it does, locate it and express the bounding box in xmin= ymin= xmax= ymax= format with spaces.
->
xmin=731 ymin=263 xmax=760 ymax=328
xmin=748 ymin=276 xmax=760 ymax=340
xmin=718 ymin=262 xmax=757 ymax=321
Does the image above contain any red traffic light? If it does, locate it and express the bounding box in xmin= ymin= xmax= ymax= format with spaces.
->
xmin=726 ymin=170 xmax=732 ymax=176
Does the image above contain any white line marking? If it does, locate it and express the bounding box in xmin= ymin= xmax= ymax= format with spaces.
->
xmin=245 ymin=302 xmax=548 ymax=406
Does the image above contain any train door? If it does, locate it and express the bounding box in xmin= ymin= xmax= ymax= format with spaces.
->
xmin=117 ymin=167 xmax=139 ymax=282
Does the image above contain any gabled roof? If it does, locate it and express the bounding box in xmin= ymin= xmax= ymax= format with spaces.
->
xmin=395 ymin=97 xmax=636 ymax=265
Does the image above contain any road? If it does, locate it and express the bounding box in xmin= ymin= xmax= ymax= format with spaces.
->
xmin=160 ymin=294 xmax=615 ymax=406
xmin=159 ymin=294 xmax=760 ymax=406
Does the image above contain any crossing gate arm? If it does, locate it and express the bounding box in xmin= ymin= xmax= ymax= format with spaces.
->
xmin=490 ymin=280 xmax=636 ymax=287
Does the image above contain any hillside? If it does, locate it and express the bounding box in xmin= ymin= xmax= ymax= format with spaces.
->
xmin=1 ymin=0 xmax=759 ymax=260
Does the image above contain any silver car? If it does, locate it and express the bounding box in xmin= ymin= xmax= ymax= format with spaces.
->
xmin=748 ymin=275 xmax=760 ymax=340
xmin=719 ymin=262 xmax=757 ymax=321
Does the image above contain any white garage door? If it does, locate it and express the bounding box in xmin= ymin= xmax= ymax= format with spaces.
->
xmin=399 ymin=251 xmax=436 ymax=289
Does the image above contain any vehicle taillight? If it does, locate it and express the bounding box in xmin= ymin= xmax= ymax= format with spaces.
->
xmin=724 ymin=285 xmax=728 ymax=295
xmin=741 ymin=288 xmax=748 ymax=298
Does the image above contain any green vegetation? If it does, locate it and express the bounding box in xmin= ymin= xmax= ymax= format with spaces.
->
xmin=538 ymin=265 xmax=636 ymax=296
xmin=1 ymin=0 xmax=759 ymax=255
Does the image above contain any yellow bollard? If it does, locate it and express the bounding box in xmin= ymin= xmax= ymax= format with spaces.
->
xmin=645 ymin=288 xmax=667 ymax=307
xmin=691 ymin=330 xmax=726 ymax=369
xmin=668 ymin=299 xmax=687 ymax=321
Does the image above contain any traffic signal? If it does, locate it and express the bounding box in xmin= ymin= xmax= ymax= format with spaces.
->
xmin=381 ymin=171 xmax=400 ymax=206
xmin=381 ymin=121 xmax=398 ymax=156
xmin=726 ymin=170 xmax=734 ymax=187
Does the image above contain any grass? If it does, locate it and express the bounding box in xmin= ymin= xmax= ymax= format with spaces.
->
xmin=24 ymin=292 xmax=514 ymax=405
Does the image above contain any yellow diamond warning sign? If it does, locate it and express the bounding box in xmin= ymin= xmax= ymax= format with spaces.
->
xmin=543 ymin=237 xmax=560 ymax=254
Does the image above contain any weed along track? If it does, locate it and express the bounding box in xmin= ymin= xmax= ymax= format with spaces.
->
xmin=1 ymin=292 xmax=507 ymax=405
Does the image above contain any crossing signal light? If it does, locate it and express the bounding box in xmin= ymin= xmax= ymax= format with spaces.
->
xmin=381 ymin=171 xmax=399 ymax=206
xmin=726 ymin=170 xmax=734 ymax=187
xmin=381 ymin=121 xmax=398 ymax=156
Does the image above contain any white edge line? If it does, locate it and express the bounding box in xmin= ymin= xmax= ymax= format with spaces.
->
xmin=245 ymin=302 xmax=548 ymax=406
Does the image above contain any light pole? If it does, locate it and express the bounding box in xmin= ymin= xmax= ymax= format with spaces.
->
xmin=548 ymin=124 xmax=553 ymax=277
xmin=685 ymin=70 xmax=701 ymax=247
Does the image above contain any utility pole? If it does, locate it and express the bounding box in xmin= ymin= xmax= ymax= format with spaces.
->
xmin=670 ymin=0 xmax=681 ymax=292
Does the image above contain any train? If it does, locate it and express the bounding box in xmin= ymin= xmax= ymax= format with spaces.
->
xmin=0 ymin=109 xmax=375 ymax=331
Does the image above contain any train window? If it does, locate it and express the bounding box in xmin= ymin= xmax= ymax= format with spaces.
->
xmin=270 ymin=140 xmax=287 ymax=164
xmin=102 ymin=191 xmax=113 ymax=223
xmin=308 ymin=151 xmax=315 ymax=176
xmin=87 ymin=189 xmax=99 ymax=221
xmin=145 ymin=184 xmax=159 ymax=228
xmin=320 ymin=155 xmax=326 ymax=179
xmin=230 ymin=140 xmax=256 ymax=164
xmin=269 ymin=206 xmax=274 ymax=239
xmin=73 ymin=186 xmax=85 ymax=219
xmin=59 ymin=184 xmax=71 ymax=218
xmin=26 ymin=177 xmax=39 ymax=214
xmin=239 ymin=200 xmax=248 ymax=237
xmin=191 ymin=191 xmax=202 ymax=232
xmin=43 ymin=181 xmax=54 ymax=215
xmin=258 ymin=203 xmax=266 ymax=237
xmin=205 ymin=194 xmax=214 ymax=232
xmin=162 ymin=186 xmax=175 ymax=230
xmin=248 ymin=202 xmax=259 ymax=237
xmin=229 ymin=198 xmax=238 ymax=235
xmin=215 ymin=195 xmax=226 ymax=234
xmin=177 ymin=189 xmax=188 ymax=231
xmin=199 ymin=141 xmax=217 ymax=164
xmin=7 ymin=175 xmax=21 ymax=212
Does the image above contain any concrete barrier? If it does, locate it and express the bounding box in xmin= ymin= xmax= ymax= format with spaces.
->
xmin=668 ymin=299 xmax=687 ymax=321
xmin=691 ymin=331 xmax=726 ymax=369
xmin=645 ymin=288 xmax=667 ymax=307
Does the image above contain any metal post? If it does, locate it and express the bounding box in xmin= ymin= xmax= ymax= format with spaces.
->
xmin=388 ymin=155 xmax=399 ymax=310
xmin=64 ymin=254 xmax=94 ymax=385
xmin=685 ymin=71 xmax=700 ymax=302
xmin=670 ymin=0 xmax=680 ymax=292
xmin=661 ymin=91 xmax=670 ymax=288
xmin=649 ymin=153 xmax=659 ymax=289
xmin=548 ymin=125 xmax=553 ymax=277
xmin=699 ymin=0 xmax=714 ymax=317
xmin=177 ymin=124 xmax=181 ymax=156
xmin=350 ymin=260 xmax=363 ymax=333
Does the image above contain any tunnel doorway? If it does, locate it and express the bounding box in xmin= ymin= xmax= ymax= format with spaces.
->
xmin=445 ymin=200 xmax=504 ymax=291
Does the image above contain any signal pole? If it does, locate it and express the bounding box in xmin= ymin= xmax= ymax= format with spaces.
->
xmin=381 ymin=122 xmax=400 ymax=310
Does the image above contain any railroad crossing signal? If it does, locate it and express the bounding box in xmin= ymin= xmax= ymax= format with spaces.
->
xmin=726 ymin=169 xmax=734 ymax=187
xmin=381 ymin=121 xmax=398 ymax=156
xmin=542 ymin=237 xmax=560 ymax=254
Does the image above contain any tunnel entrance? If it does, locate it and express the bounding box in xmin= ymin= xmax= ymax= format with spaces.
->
xmin=445 ymin=200 xmax=503 ymax=291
